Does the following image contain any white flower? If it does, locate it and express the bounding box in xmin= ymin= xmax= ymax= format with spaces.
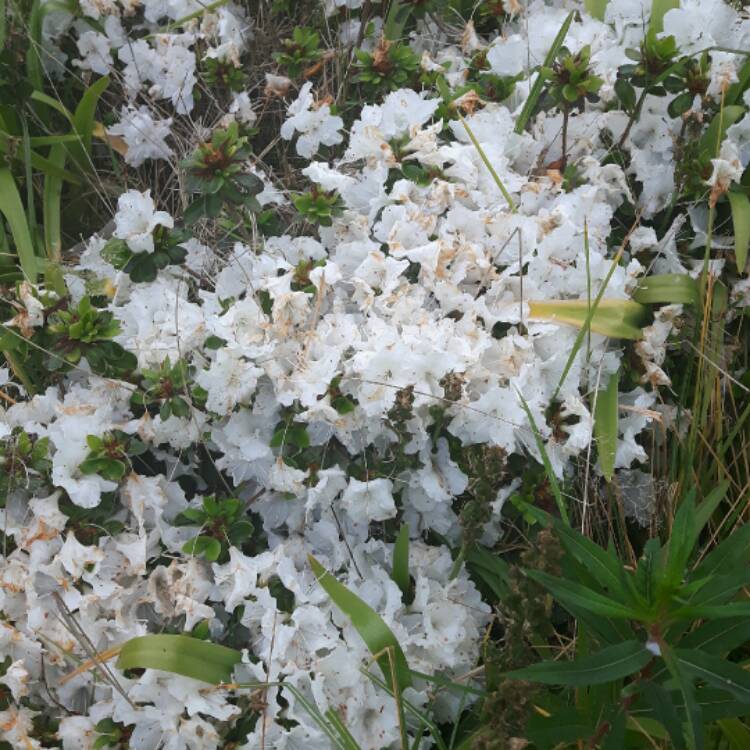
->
xmin=280 ymin=82 xmax=344 ymax=158
xmin=340 ymin=477 xmax=397 ymax=525
xmin=113 ymin=190 xmax=173 ymax=254
xmin=108 ymin=106 xmax=174 ymax=167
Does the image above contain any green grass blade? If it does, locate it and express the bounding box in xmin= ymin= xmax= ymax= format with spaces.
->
xmin=309 ymin=555 xmax=412 ymax=692
xmin=0 ymin=167 xmax=37 ymax=281
xmin=458 ymin=114 xmax=516 ymax=212
xmin=506 ymin=640 xmax=651 ymax=686
xmin=43 ymin=144 xmax=66 ymax=261
xmin=392 ymin=524 xmax=410 ymax=598
xmin=514 ymin=12 xmax=574 ymax=134
xmin=594 ymin=370 xmax=619 ymax=481
xmin=71 ymin=75 xmax=110 ymax=170
xmin=728 ymin=190 xmax=750 ymax=273
xmin=116 ymin=634 xmax=241 ymax=684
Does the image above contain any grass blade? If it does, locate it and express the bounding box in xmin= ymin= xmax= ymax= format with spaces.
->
xmin=514 ymin=12 xmax=574 ymax=134
xmin=458 ymin=114 xmax=516 ymax=212
xmin=728 ymin=190 xmax=750 ymax=273
xmin=392 ymin=524 xmax=410 ymax=598
xmin=529 ymin=299 xmax=646 ymax=339
xmin=43 ymin=144 xmax=66 ymax=261
xmin=71 ymin=76 xmax=110 ymax=170
xmin=594 ymin=369 xmax=619 ymax=481
xmin=0 ymin=167 xmax=37 ymax=281
xmin=116 ymin=634 xmax=241 ymax=684
xmin=309 ymin=555 xmax=412 ymax=692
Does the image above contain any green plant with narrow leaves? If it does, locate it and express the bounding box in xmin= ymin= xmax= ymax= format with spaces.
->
xmin=491 ymin=484 xmax=750 ymax=749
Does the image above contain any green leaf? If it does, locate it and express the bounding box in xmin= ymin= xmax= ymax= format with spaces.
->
xmin=728 ymin=191 xmax=750 ymax=274
xmin=717 ymin=718 xmax=750 ymax=750
xmin=43 ymin=144 xmax=66 ymax=262
xmin=529 ymin=299 xmax=646 ymax=339
xmin=183 ymin=535 xmax=222 ymax=561
xmin=522 ymin=504 xmax=623 ymax=596
xmin=594 ymin=370 xmax=619 ymax=481
xmin=116 ymin=634 xmax=241 ymax=684
xmin=514 ymin=12 xmax=574 ymax=134
xmin=0 ymin=167 xmax=37 ymax=281
xmin=679 ymin=618 xmax=750 ymax=656
xmin=661 ymin=643 xmax=703 ymax=750
xmin=675 ymin=649 xmax=750 ymax=703
xmin=392 ymin=524 xmax=410 ymax=598
xmin=632 ymin=274 xmax=700 ymax=305
xmin=662 ymin=491 xmax=696 ymax=591
xmin=641 ymin=680 xmax=688 ymax=750
xmin=692 ymin=522 xmax=750 ymax=580
xmin=72 ymin=76 xmax=110 ymax=169
xmin=465 ymin=545 xmax=511 ymax=600
xmin=506 ymin=640 xmax=651 ymax=686
xmin=526 ymin=569 xmax=642 ymax=619
xmin=309 ymin=554 xmax=412 ymax=692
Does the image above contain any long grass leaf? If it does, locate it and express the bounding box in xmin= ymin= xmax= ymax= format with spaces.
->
xmin=43 ymin=144 xmax=66 ymax=261
xmin=728 ymin=190 xmax=750 ymax=273
xmin=0 ymin=167 xmax=37 ymax=281
xmin=594 ymin=370 xmax=619 ymax=481
xmin=458 ymin=115 xmax=516 ymax=212
xmin=70 ymin=76 xmax=110 ymax=170
xmin=392 ymin=524 xmax=410 ymax=598
xmin=309 ymin=555 xmax=412 ymax=692
xmin=632 ymin=274 xmax=700 ymax=305
xmin=116 ymin=634 xmax=241 ymax=684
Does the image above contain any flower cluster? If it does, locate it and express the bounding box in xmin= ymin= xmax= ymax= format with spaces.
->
xmin=3 ymin=0 xmax=750 ymax=747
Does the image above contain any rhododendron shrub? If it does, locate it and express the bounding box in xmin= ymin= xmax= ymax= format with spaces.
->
xmin=2 ymin=0 xmax=750 ymax=747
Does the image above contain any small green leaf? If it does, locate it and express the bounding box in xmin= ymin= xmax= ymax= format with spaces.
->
xmin=116 ymin=634 xmax=241 ymax=684
xmin=728 ymin=191 xmax=750 ymax=274
xmin=506 ymin=640 xmax=651 ymax=686
xmin=594 ymin=370 xmax=619 ymax=481
xmin=309 ymin=554 xmax=412 ymax=692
